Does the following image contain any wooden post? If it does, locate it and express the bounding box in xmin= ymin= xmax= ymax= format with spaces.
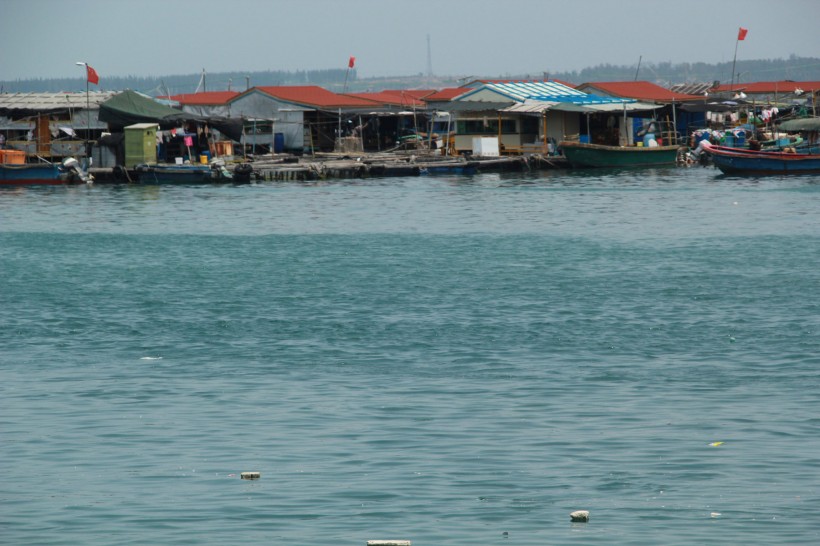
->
xmin=37 ymin=114 xmax=51 ymax=156
xmin=542 ymin=111 xmax=547 ymax=153
xmin=497 ymin=112 xmax=502 ymax=152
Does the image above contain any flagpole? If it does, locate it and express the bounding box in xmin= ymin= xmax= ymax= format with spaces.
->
xmin=343 ymin=56 xmax=355 ymax=93
xmin=730 ymin=38 xmax=739 ymax=92
xmin=730 ymin=27 xmax=747 ymax=92
xmin=76 ymin=62 xmax=91 ymax=160
xmin=86 ymin=76 xmax=90 ymax=158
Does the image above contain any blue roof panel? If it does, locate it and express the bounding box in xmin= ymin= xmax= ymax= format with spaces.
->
xmin=486 ymin=81 xmax=634 ymax=105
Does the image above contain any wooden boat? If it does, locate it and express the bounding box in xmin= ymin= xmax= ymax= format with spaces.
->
xmin=559 ymin=141 xmax=682 ymax=168
xmin=135 ymin=162 xmax=233 ymax=184
xmin=0 ymin=154 xmax=92 ymax=185
xmin=703 ymin=142 xmax=820 ymax=175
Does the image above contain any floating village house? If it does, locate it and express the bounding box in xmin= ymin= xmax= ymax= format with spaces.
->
xmin=0 ymin=91 xmax=115 ymax=158
xmin=574 ymin=81 xmax=704 ymax=144
xmin=226 ymin=85 xmax=388 ymax=153
xmin=93 ymin=89 xmax=243 ymax=166
xmin=342 ymin=89 xmax=437 ymax=152
xmin=426 ymin=80 xmax=661 ymax=155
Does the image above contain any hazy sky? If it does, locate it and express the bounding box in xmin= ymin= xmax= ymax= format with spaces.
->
xmin=2 ymin=0 xmax=819 ymax=84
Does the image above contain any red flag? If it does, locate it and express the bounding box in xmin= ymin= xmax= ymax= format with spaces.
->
xmin=737 ymin=27 xmax=748 ymax=41
xmin=86 ymin=65 xmax=100 ymax=85
xmin=348 ymin=56 xmax=355 ymax=69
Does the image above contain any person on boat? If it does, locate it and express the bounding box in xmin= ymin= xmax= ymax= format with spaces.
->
xmin=0 ymin=132 xmax=5 ymax=149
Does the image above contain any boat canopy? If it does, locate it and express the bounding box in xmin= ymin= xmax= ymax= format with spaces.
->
xmin=99 ymin=90 xmax=202 ymax=130
xmin=98 ymin=89 xmax=244 ymax=141
xmin=778 ymin=117 xmax=820 ymax=131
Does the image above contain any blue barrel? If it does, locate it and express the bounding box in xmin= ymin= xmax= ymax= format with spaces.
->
xmin=274 ymin=133 xmax=285 ymax=153
xmin=734 ymin=130 xmax=746 ymax=146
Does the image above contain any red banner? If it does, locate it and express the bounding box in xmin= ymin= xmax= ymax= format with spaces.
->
xmin=348 ymin=56 xmax=356 ymax=69
xmin=86 ymin=65 xmax=100 ymax=85
xmin=737 ymin=27 xmax=748 ymax=41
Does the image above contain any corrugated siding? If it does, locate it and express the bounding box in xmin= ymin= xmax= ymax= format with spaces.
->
xmin=0 ymin=92 xmax=117 ymax=111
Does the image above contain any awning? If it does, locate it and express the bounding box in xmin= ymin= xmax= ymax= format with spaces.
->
xmin=680 ymin=101 xmax=737 ymax=113
xmin=440 ymin=100 xmax=516 ymax=112
xmin=501 ymin=100 xmax=661 ymax=114
xmin=552 ymin=101 xmax=661 ymax=113
xmin=501 ymin=100 xmax=560 ymax=114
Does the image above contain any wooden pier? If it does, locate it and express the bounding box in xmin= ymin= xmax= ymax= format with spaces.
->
xmin=88 ymin=152 xmax=567 ymax=184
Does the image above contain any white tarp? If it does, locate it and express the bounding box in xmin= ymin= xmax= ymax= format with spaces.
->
xmin=472 ymin=137 xmax=500 ymax=157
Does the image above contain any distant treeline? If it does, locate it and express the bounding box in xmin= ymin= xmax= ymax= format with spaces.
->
xmin=3 ymin=56 xmax=820 ymax=95
xmin=551 ymin=55 xmax=820 ymax=87
xmin=0 ymin=69 xmax=355 ymax=95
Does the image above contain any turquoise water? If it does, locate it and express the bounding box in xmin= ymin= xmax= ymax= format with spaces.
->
xmin=2 ymin=167 xmax=819 ymax=545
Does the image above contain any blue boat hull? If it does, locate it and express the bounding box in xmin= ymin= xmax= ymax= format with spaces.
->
xmin=420 ymin=161 xmax=478 ymax=175
xmin=0 ymin=163 xmax=66 ymax=185
xmin=707 ymin=145 xmax=820 ymax=175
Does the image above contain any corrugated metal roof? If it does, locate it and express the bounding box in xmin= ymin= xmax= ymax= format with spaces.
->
xmin=670 ymin=82 xmax=715 ymax=96
xmin=500 ymin=100 xmax=559 ymax=113
xmin=484 ymin=81 xmax=589 ymax=101
xmin=0 ymin=91 xmax=118 ymax=111
xmin=501 ymin=99 xmax=660 ymax=114
xmin=466 ymin=78 xmax=577 ymax=89
xmin=461 ymin=81 xmax=630 ymax=106
xmin=169 ymin=91 xmax=239 ymax=105
xmin=549 ymin=101 xmax=661 ymax=113
xmin=442 ymin=101 xmax=516 ymax=112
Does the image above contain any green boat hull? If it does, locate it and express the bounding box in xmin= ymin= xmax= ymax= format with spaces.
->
xmin=560 ymin=141 xmax=681 ymax=168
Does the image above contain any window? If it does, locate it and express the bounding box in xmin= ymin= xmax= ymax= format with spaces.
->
xmin=521 ymin=117 xmax=539 ymax=134
xmin=456 ymin=118 xmax=517 ymax=135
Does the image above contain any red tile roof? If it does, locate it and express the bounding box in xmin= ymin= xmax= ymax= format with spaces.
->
xmin=251 ymin=85 xmax=379 ymax=108
xmin=423 ymin=87 xmax=469 ymax=101
xmin=713 ymin=81 xmax=820 ymax=93
xmin=344 ymin=91 xmax=427 ymax=108
xmin=383 ymin=89 xmax=439 ymax=100
xmin=580 ymin=81 xmax=702 ymax=102
xmin=169 ymin=91 xmax=239 ymax=105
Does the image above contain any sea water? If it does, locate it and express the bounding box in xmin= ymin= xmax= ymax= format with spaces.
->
xmin=2 ymin=167 xmax=819 ymax=545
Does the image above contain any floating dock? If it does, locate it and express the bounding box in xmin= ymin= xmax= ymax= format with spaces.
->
xmin=88 ymin=152 xmax=568 ymax=184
